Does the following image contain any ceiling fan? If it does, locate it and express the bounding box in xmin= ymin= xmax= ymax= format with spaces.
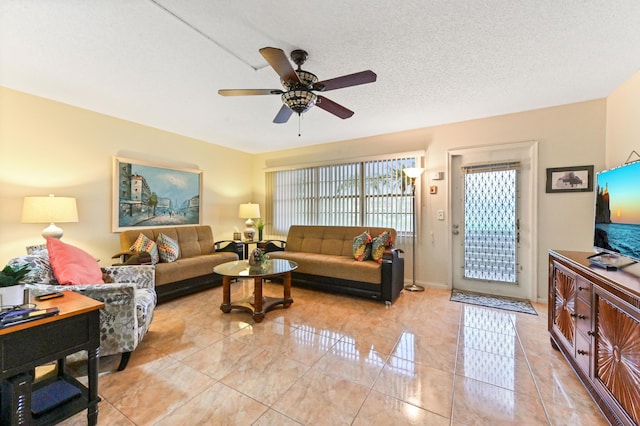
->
xmin=218 ymin=47 xmax=377 ymax=124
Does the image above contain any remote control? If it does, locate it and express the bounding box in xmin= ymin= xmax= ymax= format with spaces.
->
xmin=36 ymin=292 xmax=64 ymax=301
xmin=589 ymin=259 xmax=618 ymax=271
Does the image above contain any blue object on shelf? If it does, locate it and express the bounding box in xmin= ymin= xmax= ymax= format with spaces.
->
xmin=31 ymin=380 xmax=81 ymax=416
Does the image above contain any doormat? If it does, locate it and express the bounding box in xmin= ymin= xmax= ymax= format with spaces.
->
xmin=450 ymin=289 xmax=537 ymax=315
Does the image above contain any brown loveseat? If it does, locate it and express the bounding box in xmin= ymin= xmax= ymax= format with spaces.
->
xmin=265 ymin=225 xmax=405 ymax=304
xmin=119 ymin=225 xmax=238 ymax=302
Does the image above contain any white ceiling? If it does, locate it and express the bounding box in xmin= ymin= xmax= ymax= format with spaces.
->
xmin=2 ymin=1 xmax=640 ymax=154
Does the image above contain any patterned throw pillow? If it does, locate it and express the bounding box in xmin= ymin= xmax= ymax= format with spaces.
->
xmin=352 ymin=231 xmax=372 ymax=261
xmin=129 ymin=233 xmax=159 ymax=264
xmin=371 ymin=230 xmax=393 ymax=263
xmin=156 ymin=232 xmax=180 ymax=263
xmin=7 ymin=253 xmax=57 ymax=284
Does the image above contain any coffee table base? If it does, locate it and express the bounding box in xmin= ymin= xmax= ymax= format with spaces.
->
xmin=220 ymin=273 xmax=293 ymax=323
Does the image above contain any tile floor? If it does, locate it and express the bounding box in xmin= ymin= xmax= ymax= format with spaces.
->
xmin=61 ymin=282 xmax=608 ymax=425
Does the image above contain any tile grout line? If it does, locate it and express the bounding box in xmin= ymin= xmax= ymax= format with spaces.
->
xmin=448 ymin=300 xmax=464 ymax=425
xmin=513 ymin=315 xmax=553 ymax=425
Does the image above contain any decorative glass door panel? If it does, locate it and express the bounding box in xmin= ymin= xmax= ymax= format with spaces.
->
xmin=463 ymin=167 xmax=518 ymax=283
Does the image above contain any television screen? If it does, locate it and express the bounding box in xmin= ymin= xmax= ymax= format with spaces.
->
xmin=593 ymin=160 xmax=640 ymax=264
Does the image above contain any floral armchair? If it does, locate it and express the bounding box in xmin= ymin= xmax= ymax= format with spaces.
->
xmin=7 ymin=253 xmax=156 ymax=371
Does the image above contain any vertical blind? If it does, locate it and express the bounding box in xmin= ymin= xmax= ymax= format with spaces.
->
xmin=265 ymin=155 xmax=421 ymax=242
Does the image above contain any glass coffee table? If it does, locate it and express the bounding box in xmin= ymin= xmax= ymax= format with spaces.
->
xmin=213 ymin=259 xmax=298 ymax=322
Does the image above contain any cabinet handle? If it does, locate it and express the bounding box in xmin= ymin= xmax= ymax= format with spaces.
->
xmin=588 ymin=330 xmax=596 ymax=336
xmin=577 ymin=350 xmax=588 ymax=355
xmin=578 ymin=286 xmax=587 ymax=291
xmin=577 ymin=314 xmax=586 ymax=320
xmin=570 ymin=313 xmax=577 ymax=317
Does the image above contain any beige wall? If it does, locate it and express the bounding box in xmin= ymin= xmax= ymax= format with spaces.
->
xmin=606 ymin=70 xmax=640 ymax=167
xmin=7 ymin=77 xmax=639 ymax=302
xmin=255 ymin=100 xmax=608 ymax=301
xmin=0 ymin=87 xmax=254 ymax=266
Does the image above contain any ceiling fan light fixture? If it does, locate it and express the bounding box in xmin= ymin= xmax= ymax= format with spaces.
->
xmin=281 ymin=90 xmax=317 ymax=114
xmin=220 ymin=47 xmax=376 ymax=123
xmin=281 ymin=70 xmax=318 ymax=90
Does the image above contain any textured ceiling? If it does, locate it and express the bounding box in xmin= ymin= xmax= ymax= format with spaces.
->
xmin=2 ymin=1 xmax=640 ymax=154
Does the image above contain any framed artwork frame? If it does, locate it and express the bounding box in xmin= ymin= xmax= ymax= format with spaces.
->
xmin=112 ymin=157 xmax=203 ymax=231
xmin=546 ymin=165 xmax=594 ymax=193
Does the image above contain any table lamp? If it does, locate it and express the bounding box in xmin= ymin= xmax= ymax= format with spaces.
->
xmin=238 ymin=203 xmax=260 ymax=241
xmin=22 ymin=194 xmax=78 ymax=239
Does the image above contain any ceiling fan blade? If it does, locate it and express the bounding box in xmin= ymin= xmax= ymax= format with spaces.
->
xmin=315 ymin=95 xmax=354 ymax=119
xmin=259 ymin=47 xmax=300 ymax=84
xmin=315 ymin=70 xmax=377 ymax=91
xmin=273 ymin=104 xmax=293 ymax=123
xmin=218 ymin=89 xmax=282 ymax=96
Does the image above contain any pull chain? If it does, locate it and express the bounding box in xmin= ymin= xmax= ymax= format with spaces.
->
xmin=298 ymin=113 xmax=302 ymax=137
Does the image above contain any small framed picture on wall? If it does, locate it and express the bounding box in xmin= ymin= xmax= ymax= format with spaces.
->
xmin=546 ymin=165 xmax=594 ymax=193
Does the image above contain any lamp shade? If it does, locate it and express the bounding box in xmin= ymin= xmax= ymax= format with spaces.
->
xmin=403 ymin=167 xmax=425 ymax=179
xmin=238 ymin=203 xmax=260 ymax=219
xmin=22 ymin=195 xmax=78 ymax=223
xmin=22 ymin=195 xmax=78 ymax=239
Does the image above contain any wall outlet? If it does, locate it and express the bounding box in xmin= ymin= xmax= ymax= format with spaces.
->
xmin=437 ymin=210 xmax=445 ymax=220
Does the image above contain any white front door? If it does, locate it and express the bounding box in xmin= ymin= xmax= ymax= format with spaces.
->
xmin=448 ymin=141 xmax=538 ymax=300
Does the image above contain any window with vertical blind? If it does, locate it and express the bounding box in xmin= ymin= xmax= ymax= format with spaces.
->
xmin=265 ymin=154 xmax=421 ymax=238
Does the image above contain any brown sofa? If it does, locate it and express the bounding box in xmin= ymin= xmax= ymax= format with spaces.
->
xmin=264 ymin=225 xmax=405 ymax=304
xmin=119 ymin=225 xmax=238 ymax=302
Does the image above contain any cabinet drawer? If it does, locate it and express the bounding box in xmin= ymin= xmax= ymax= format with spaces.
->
xmin=575 ymin=297 xmax=592 ymax=336
xmin=1 ymin=315 xmax=90 ymax=373
xmin=575 ymin=331 xmax=591 ymax=376
xmin=576 ymin=277 xmax=592 ymax=302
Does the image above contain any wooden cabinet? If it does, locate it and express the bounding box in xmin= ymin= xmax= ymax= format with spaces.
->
xmin=549 ymin=250 xmax=640 ymax=426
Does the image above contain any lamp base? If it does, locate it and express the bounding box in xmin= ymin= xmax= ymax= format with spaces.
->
xmin=243 ymin=228 xmax=256 ymax=242
xmin=42 ymin=223 xmax=63 ymax=239
xmin=404 ymin=284 xmax=425 ymax=292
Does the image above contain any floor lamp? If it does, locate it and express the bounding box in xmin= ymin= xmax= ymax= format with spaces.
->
xmin=403 ymin=167 xmax=425 ymax=292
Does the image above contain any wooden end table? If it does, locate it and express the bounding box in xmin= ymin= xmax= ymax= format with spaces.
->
xmin=0 ymin=291 xmax=104 ymax=425
xmin=214 ymin=259 xmax=298 ymax=322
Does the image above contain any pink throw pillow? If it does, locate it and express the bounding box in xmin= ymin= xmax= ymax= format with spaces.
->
xmin=46 ymin=237 xmax=104 ymax=285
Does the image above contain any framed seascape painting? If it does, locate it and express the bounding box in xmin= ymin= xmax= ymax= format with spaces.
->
xmin=112 ymin=157 xmax=203 ymax=231
xmin=545 ymin=165 xmax=594 ymax=193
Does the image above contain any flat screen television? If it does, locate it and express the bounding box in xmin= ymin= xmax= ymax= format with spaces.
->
xmin=593 ymin=159 xmax=640 ymax=269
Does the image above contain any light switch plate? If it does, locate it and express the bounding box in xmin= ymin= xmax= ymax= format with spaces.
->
xmin=437 ymin=210 xmax=445 ymax=220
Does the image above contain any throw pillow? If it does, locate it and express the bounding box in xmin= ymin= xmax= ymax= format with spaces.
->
xmin=46 ymin=237 xmax=104 ymax=285
xmin=129 ymin=233 xmax=159 ymax=264
xmin=156 ymin=232 xmax=180 ymax=263
xmin=7 ymin=253 xmax=57 ymax=284
xmin=371 ymin=230 xmax=393 ymax=263
xmin=352 ymin=231 xmax=372 ymax=261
